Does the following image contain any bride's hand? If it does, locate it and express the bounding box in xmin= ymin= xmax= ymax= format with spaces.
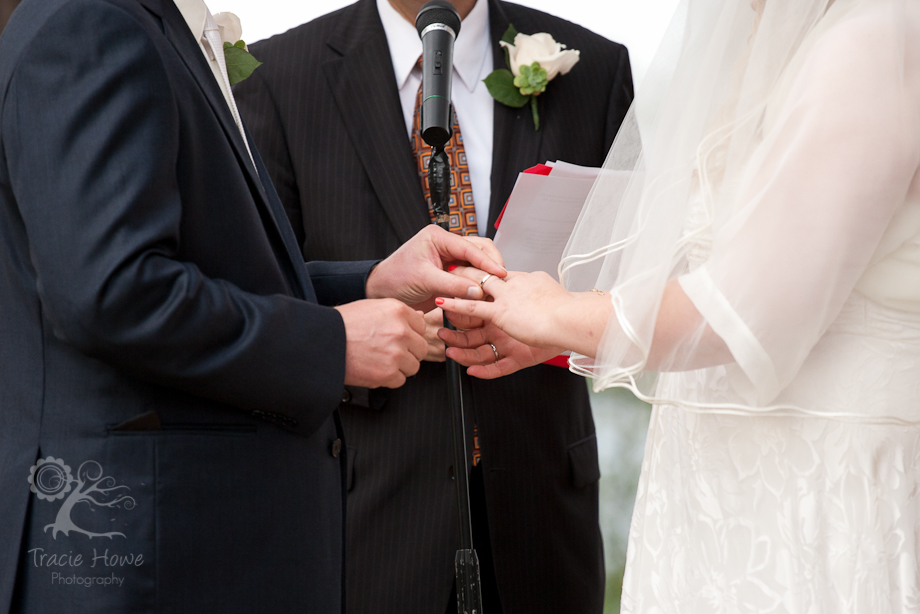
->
xmin=435 ymin=268 xmax=573 ymax=350
xmin=438 ymin=318 xmax=562 ymax=379
xmin=437 ymin=267 xmax=614 ymax=360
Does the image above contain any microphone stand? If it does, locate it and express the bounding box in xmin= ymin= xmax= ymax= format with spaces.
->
xmin=428 ymin=117 xmax=484 ymax=614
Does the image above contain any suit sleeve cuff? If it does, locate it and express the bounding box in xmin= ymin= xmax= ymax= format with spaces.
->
xmin=305 ymin=260 xmax=380 ymax=306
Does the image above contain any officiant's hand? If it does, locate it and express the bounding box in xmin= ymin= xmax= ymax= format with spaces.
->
xmin=365 ymin=225 xmax=506 ymax=313
xmin=335 ymin=299 xmax=428 ymax=388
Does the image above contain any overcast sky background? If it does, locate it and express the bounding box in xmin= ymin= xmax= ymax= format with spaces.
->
xmin=214 ymin=0 xmax=682 ymax=90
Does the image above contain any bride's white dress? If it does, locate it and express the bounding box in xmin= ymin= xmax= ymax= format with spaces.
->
xmin=623 ymin=292 xmax=920 ymax=612
xmin=615 ymin=2 xmax=920 ymax=611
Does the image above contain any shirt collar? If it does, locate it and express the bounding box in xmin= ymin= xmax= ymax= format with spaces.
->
xmin=376 ymin=0 xmax=491 ymax=93
xmin=172 ymin=0 xmax=208 ymax=42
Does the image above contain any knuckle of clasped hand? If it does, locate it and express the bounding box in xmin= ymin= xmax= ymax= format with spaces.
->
xmin=381 ymin=297 xmax=405 ymax=314
xmin=419 ymin=224 xmax=440 ymax=241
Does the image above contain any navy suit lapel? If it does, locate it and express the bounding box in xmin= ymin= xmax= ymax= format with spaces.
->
xmin=249 ymin=129 xmax=317 ymax=301
xmin=155 ymin=0 xmax=310 ymax=299
xmin=486 ymin=0 xmax=543 ymax=238
xmin=159 ymin=1 xmax=265 ymax=200
xmin=322 ymin=0 xmax=430 ymax=245
xmin=136 ymin=0 xmax=162 ymax=17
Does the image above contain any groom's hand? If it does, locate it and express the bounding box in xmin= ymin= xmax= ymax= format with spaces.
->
xmin=335 ymin=299 xmax=428 ymax=389
xmin=365 ymin=225 xmax=506 ymax=313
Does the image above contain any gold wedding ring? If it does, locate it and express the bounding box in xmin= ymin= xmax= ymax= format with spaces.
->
xmin=488 ymin=343 xmax=499 ymax=363
xmin=479 ymin=273 xmax=493 ymax=290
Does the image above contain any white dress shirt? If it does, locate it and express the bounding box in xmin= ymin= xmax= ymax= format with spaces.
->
xmin=377 ymin=0 xmax=495 ymax=235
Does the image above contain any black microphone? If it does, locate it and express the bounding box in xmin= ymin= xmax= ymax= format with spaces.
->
xmin=415 ymin=0 xmax=461 ymax=148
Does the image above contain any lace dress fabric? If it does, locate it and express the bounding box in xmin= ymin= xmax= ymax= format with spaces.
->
xmin=622 ymin=293 xmax=920 ymax=612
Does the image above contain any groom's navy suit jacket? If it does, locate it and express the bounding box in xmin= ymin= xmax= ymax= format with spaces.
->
xmin=0 ymin=0 xmax=371 ymax=611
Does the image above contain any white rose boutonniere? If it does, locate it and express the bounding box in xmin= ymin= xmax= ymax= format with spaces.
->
xmin=484 ymin=25 xmax=580 ymax=130
xmin=213 ymin=12 xmax=262 ymax=86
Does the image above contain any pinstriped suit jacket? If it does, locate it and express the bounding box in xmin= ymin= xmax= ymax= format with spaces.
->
xmin=235 ymin=2 xmax=633 ymax=612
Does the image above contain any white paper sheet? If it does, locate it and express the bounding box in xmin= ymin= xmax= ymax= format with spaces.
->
xmin=545 ymin=161 xmax=601 ymax=180
xmin=493 ymin=171 xmax=597 ymax=279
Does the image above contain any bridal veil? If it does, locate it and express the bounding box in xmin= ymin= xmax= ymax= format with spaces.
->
xmin=563 ymin=1 xmax=920 ymax=609
xmin=561 ymin=0 xmax=920 ymax=419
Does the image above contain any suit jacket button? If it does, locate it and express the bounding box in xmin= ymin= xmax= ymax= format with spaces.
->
xmin=341 ymin=389 xmax=351 ymax=404
xmin=331 ymin=439 xmax=343 ymax=458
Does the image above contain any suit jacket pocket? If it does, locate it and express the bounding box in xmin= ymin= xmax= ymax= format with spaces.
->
xmin=109 ymin=410 xmax=162 ymax=432
xmin=567 ymin=434 xmax=601 ymax=489
xmin=106 ymin=415 xmax=256 ymax=438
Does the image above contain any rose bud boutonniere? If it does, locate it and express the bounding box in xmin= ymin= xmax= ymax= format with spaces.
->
xmin=214 ymin=12 xmax=262 ymax=86
xmin=484 ymin=25 xmax=580 ymax=130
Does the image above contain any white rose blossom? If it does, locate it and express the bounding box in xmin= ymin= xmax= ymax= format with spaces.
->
xmin=500 ymin=32 xmax=580 ymax=82
xmin=213 ymin=12 xmax=245 ymax=50
xmin=485 ymin=29 xmax=580 ymax=129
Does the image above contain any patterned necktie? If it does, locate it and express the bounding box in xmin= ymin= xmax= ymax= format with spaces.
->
xmin=410 ymin=59 xmax=479 ymax=236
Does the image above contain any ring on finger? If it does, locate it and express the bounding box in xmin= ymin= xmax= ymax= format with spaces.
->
xmin=488 ymin=343 xmax=499 ymax=363
xmin=479 ymin=273 xmax=493 ymax=289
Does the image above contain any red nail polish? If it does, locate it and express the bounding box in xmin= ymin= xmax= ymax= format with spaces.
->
xmin=435 ymin=298 xmax=445 ymax=306
xmin=448 ymin=265 xmax=457 ymax=272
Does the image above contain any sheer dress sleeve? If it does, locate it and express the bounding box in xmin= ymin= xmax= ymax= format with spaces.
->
xmin=679 ymin=11 xmax=920 ymax=404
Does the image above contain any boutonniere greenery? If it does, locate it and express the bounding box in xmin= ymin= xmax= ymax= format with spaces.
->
xmin=483 ymin=25 xmax=581 ymax=131
xmin=214 ymin=12 xmax=262 ymax=86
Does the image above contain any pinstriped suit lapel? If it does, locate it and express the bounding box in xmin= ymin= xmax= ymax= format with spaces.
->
xmin=322 ymin=0 xmax=430 ymax=245
xmin=320 ymin=0 xmax=547 ymax=244
xmin=486 ymin=0 xmax=544 ymax=238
